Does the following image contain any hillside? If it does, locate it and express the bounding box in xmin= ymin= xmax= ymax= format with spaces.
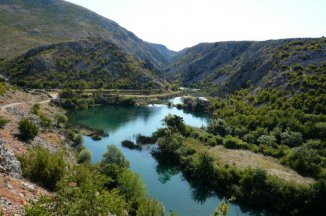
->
xmin=166 ymin=38 xmax=326 ymax=96
xmin=1 ymin=38 xmax=165 ymax=89
xmin=0 ymin=0 xmax=172 ymax=68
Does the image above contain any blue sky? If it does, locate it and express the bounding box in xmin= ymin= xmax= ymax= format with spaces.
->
xmin=65 ymin=0 xmax=326 ymax=51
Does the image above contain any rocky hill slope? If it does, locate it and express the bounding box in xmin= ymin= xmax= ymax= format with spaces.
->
xmin=166 ymin=38 xmax=326 ymax=96
xmin=1 ymin=38 xmax=165 ymax=89
xmin=0 ymin=0 xmax=172 ymax=68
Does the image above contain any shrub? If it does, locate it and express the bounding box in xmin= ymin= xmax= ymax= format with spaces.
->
xmin=285 ymin=140 xmax=325 ymax=177
xmin=25 ymin=166 xmax=127 ymax=216
xmin=77 ymin=149 xmax=92 ymax=164
xmin=31 ymin=104 xmax=40 ymax=115
xmin=136 ymin=199 xmax=164 ymax=216
xmin=66 ymin=128 xmax=76 ymax=140
xmin=136 ymin=134 xmax=157 ymax=144
xmin=257 ymin=135 xmax=277 ymax=146
xmin=223 ymin=135 xmax=245 ymax=149
xmin=55 ymin=113 xmax=68 ymax=127
xmin=280 ymin=130 xmax=303 ymax=147
xmin=157 ymin=132 xmax=183 ymax=155
xmin=101 ymin=145 xmax=130 ymax=168
xmin=207 ymin=118 xmax=230 ymax=137
xmin=18 ymin=118 xmax=38 ymax=141
xmin=122 ymin=140 xmax=141 ymax=150
xmin=162 ymin=114 xmax=187 ymax=135
xmin=74 ymin=134 xmax=83 ymax=146
xmin=0 ymin=117 xmax=9 ymax=128
xmin=19 ymin=146 xmax=66 ymax=190
xmin=117 ymin=169 xmax=146 ymax=214
xmin=39 ymin=113 xmax=52 ymax=128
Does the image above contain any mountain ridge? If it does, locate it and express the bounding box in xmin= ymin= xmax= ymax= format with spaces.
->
xmin=1 ymin=38 xmax=166 ymax=89
xmin=0 ymin=0 xmax=173 ymax=68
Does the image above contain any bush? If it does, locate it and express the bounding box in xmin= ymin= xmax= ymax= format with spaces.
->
xmin=101 ymin=145 xmax=130 ymax=168
xmin=285 ymin=140 xmax=325 ymax=177
xmin=66 ymin=128 xmax=76 ymax=140
xmin=18 ymin=118 xmax=38 ymax=141
xmin=162 ymin=114 xmax=187 ymax=135
xmin=223 ymin=135 xmax=246 ymax=149
xmin=55 ymin=113 xmax=68 ymax=127
xmin=136 ymin=199 xmax=164 ymax=216
xmin=25 ymin=166 xmax=127 ymax=216
xmin=257 ymin=135 xmax=277 ymax=146
xmin=281 ymin=130 xmax=303 ymax=147
xmin=39 ymin=113 xmax=52 ymax=128
xmin=77 ymin=149 xmax=92 ymax=164
xmin=117 ymin=169 xmax=146 ymax=214
xmin=207 ymin=118 xmax=230 ymax=137
xmin=0 ymin=117 xmax=9 ymax=128
xmin=74 ymin=134 xmax=83 ymax=146
xmin=122 ymin=140 xmax=141 ymax=150
xmin=136 ymin=134 xmax=157 ymax=144
xmin=31 ymin=104 xmax=40 ymax=115
xmin=157 ymin=132 xmax=183 ymax=155
xmin=19 ymin=146 xmax=66 ymax=190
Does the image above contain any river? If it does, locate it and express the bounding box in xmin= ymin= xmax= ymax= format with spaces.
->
xmin=67 ymin=99 xmax=266 ymax=216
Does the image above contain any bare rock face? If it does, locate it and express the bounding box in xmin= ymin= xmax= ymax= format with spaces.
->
xmin=0 ymin=139 xmax=22 ymax=179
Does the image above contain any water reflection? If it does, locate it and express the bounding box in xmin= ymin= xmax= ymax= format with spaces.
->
xmin=67 ymin=103 xmax=272 ymax=216
xmin=153 ymin=154 xmax=180 ymax=184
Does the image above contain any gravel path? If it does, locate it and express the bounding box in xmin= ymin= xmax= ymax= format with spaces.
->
xmin=0 ymin=92 xmax=58 ymax=110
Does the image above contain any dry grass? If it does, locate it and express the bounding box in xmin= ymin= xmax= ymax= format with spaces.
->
xmin=184 ymin=137 xmax=315 ymax=185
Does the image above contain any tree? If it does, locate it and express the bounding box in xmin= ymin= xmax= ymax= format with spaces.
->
xmin=101 ymin=145 xmax=129 ymax=168
xmin=162 ymin=114 xmax=186 ymax=135
xmin=118 ymin=170 xmax=146 ymax=214
xmin=157 ymin=132 xmax=183 ymax=155
xmin=18 ymin=118 xmax=38 ymax=141
xmin=207 ymin=118 xmax=230 ymax=137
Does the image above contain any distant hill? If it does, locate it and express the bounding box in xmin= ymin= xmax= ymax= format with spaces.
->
xmin=165 ymin=38 xmax=326 ymax=95
xmin=0 ymin=0 xmax=173 ymax=68
xmin=1 ymin=38 xmax=165 ymax=89
xmin=148 ymin=43 xmax=177 ymax=63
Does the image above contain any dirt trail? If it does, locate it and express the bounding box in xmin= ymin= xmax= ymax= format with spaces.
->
xmin=0 ymin=92 xmax=58 ymax=110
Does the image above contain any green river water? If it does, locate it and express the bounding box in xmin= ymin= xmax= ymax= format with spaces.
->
xmin=67 ymin=98 xmax=270 ymax=216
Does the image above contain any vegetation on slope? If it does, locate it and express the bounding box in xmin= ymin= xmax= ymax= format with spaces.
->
xmin=1 ymin=38 xmax=165 ymax=90
xmin=0 ymin=0 xmax=171 ymax=68
xmin=167 ymin=38 xmax=326 ymax=96
xmin=20 ymin=142 xmax=168 ymax=215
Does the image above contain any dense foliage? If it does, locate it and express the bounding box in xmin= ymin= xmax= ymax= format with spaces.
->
xmin=24 ymin=144 xmax=166 ymax=216
xmin=206 ymin=86 xmax=326 ymax=179
xmin=19 ymin=146 xmax=66 ymax=190
xmin=153 ymin=114 xmax=326 ymax=215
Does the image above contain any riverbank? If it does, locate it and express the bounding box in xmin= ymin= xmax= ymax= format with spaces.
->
xmin=53 ymin=89 xmax=184 ymax=109
xmin=152 ymin=115 xmax=324 ymax=215
xmin=0 ymin=86 xmax=173 ymax=215
xmin=0 ymin=88 xmax=73 ymax=215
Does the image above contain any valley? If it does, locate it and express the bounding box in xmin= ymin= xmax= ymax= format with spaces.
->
xmin=0 ymin=0 xmax=325 ymax=216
